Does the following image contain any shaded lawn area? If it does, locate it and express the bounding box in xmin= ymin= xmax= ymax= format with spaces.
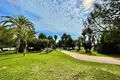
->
xmin=0 ymin=50 xmax=120 ymax=80
xmin=72 ymin=50 xmax=120 ymax=58
xmin=71 ymin=50 xmax=105 ymax=56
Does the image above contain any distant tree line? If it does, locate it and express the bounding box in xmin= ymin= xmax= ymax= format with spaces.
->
xmin=27 ymin=33 xmax=57 ymax=52
xmin=0 ymin=15 xmax=58 ymax=56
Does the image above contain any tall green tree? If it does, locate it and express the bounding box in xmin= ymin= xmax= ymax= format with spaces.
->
xmin=38 ymin=33 xmax=46 ymax=39
xmin=1 ymin=15 xmax=35 ymax=56
xmin=85 ymin=27 xmax=93 ymax=43
xmin=87 ymin=0 xmax=120 ymax=43
xmin=81 ymin=29 xmax=86 ymax=45
xmin=60 ymin=33 xmax=74 ymax=50
xmin=19 ymin=28 xmax=35 ymax=56
xmin=47 ymin=36 xmax=54 ymax=48
xmin=75 ymin=37 xmax=81 ymax=51
xmin=47 ymin=36 xmax=53 ymax=40
xmin=85 ymin=0 xmax=120 ymax=54
xmin=0 ymin=25 xmax=15 ymax=51
xmin=54 ymin=35 xmax=57 ymax=42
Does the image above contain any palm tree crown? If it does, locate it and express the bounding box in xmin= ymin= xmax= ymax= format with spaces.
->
xmin=1 ymin=15 xmax=35 ymax=56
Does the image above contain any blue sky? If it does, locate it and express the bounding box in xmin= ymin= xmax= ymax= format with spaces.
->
xmin=0 ymin=0 xmax=95 ymax=39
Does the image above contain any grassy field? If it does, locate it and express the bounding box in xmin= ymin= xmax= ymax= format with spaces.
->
xmin=0 ymin=50 xmax=120 ymax=80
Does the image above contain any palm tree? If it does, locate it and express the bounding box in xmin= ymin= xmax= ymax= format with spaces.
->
xmin=1 ymin=15 xmax=35 ymax=56
xmin=19 ymin=28 xmax=35 ymax=56
xmin=0 ymin=25 xmax=7 ymax=51
xmin=0 ymin=25 xmax=15 ymax=51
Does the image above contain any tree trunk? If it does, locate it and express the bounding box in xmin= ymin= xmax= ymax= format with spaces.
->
xmin=0 ymin=48 xmax=3 ymax=52
xmin=16 ymin=37 xmax=21 ymax=54
xmin=24 ymin=41 xmax=27 ymax=56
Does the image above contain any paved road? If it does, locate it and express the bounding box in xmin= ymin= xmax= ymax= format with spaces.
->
xmin=60 ymin=50 xmax=120 ymax=65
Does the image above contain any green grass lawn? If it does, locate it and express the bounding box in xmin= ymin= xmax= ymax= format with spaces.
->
xmin=0 ymin=50 xmax=120 ymax=80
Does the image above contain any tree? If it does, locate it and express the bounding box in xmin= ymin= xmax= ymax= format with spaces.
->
xmin=61 ymin=33 xmax=68 ymax=41
xmin=57 ymin=40 xmax=63 ymax=48
xmin=86 ymin=0 xmax=120 ymax=54
xmin=75 ymin=37 xmax=81 ymax=51
xmin=49 ymin=39 xmax=55 ymax=49
xmin=1 ymin=15 xmax=35 ymax=56
xmin=81 ymin=29 xmax=86 ymax=44
xmin=85 ymin=27 xmax=93 ymax=43
xmin=87 ymin=0 xmax=120 ymax=43
xmin=60 ymin=33 xmax=74 ymax=50
xmin=61 ymin=33 xmax=68 ymax=49
xmin=66 ymin=37 xmax=75 ymax=50
xmin=0 ymin=25 xmax=15 ymax=51
xmin=19 ymin=28 xmax=35 ymax=56
xmin=47 ymin=36 xmax=53 ymax=40
xmin=81 ymin=27 xmax=93 ymax=52
xmin=39 ymin=39 xmax=49 ymax=50
xmin=53 ymin=35 xmax=58 ymax=49
xmin=28 ymin=38 xmax=48 ymax=51
xmin=38 ymin=33 xmax=46 ymax=39
xmin=47 ymin=36 xmax=54 ymax=48
xmin=54 ymin=35 xmax=57 ymax=42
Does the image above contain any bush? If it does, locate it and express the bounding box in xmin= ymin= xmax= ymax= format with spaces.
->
xmin=97 ymin=43 xmax=120 ymax=55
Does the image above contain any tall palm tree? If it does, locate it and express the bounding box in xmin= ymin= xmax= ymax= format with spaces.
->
xmin=19 ymin=28 xmax=35 ymax=56
xmin=1 ymin=15 xmax=35 ymax=55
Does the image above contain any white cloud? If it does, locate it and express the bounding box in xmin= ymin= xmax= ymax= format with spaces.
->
xmin=83 ymin=0 xmax=94 ymax=9
xmin=6 ymin=0 xmax=93 ymax=36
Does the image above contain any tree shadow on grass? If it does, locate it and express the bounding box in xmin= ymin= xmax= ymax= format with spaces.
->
xmin=23 ymin=51 xmax=53 ymax=56
xmin=79 ymin=50 xmax=120 ymax=58
xmin=0 ymin=56 xmax=22 ymax=61
xmin=79 ymin=50 xmax=101 ymax=56
xmin=0 ymin=51 xmax=23 ymax=61
xmin=28 ymin=51 xmax=42 ymax=53
xmin=0 ymin=51 xmax=16 ymax=56
xmin=38 ymin=50 xmax=54 ymax=55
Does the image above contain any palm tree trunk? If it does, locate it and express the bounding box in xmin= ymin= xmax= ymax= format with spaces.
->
xmin=16 ymin=37 xmax=21 ymax=54
xmin=24 ymin=41 xmax=27 ymax=56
